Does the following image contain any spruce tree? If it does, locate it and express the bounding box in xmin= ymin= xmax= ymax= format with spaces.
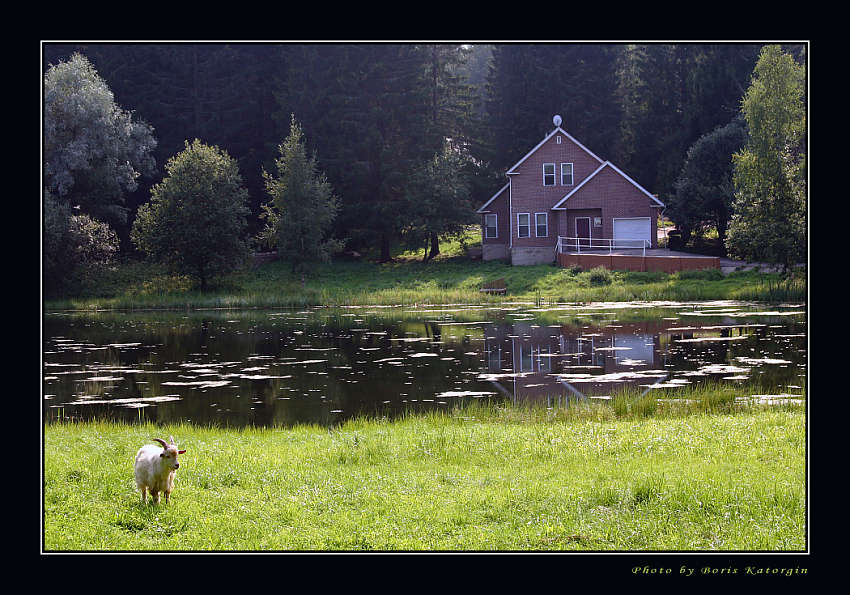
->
xmin=260 ymin=115 xmax=341 ymax=271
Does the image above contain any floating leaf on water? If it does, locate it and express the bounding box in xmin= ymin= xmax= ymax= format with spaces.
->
xmin=674 ymin=337 xmax=747 ymax=343
xmin=161 ymin=380 xmax=231 ymax=388
xmin=277 ymin=359 xmax=328 ymax=365
xmin=435 ymin=390 xmax=497 ymax=398
xmin=294 ymin=347 xmax=339 ymax=351
xmin=477 ymin=372 xmax=534 ymax=380
xmin=238 ymin=375 xmax=293 ymax=380
xmin=698 ymin=364 xmax=750 ymax=374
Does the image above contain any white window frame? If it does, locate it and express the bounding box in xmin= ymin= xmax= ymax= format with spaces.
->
xmin=484 ymin=213 xmax=498 ymax=239
xmin=561 ymin=162 xmax=574 ymax=186
xmin=534 ymin=212 xmax=548 ymax=237
xmin=517 ymin=213 xmax=530 ymax=238
xmin=543 ymin=163 xmax=556 ymax=186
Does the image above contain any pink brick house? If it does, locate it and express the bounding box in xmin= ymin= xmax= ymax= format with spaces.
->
xmin=477 ymin=116 xmax=665 ymax=265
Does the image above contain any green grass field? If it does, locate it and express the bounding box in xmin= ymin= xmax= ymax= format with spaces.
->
xmin=43 ymin=399 xmax=806 ymax=551
xmin=45 ymin=247 xmax=806 ymax=311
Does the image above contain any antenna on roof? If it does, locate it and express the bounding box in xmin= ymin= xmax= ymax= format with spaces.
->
xmin=553 ymin=115 xmax=562 ymax=127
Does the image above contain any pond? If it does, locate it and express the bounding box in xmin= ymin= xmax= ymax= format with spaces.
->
xmin=42 ymin=301 xmax=807 ymax=427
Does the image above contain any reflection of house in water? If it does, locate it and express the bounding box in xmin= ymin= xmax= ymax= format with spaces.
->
xmin=482 ymin=321 xmax=668 ymax=405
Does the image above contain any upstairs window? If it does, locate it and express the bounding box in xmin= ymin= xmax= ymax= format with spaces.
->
xmin=517 ymin=213 xmax=530 ymax=238
xmin=561 ymin=163 xmax=574 ymax=185
xmin=484 ymin=213 xmax=498 ymax=239
xmin=543 ymin=163 xmax=556 ymax=186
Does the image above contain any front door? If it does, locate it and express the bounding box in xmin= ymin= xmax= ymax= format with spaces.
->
xmin=576 ymin=217 xmax=591 ymax=247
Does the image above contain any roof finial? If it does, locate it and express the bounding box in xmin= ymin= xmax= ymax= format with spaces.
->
xmin=553 ymin=114 xmax=562 ymax=127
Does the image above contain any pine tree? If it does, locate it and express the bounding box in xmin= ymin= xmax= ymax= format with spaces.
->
xmin=260 ymin=116 xmax=341 ymax=272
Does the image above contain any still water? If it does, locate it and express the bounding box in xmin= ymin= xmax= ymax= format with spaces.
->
xmin=43 ymin=301 xmax=807 ymax=427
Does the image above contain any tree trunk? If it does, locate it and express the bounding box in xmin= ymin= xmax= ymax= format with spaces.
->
xmin=379 ymin=234 xmax=391 ymax=263
xmin=428 ymin=233 xmax=440 ymax=260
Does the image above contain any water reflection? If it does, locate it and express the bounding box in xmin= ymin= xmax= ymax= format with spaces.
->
xmin=42 ymin=303 xmax=806 ymax=427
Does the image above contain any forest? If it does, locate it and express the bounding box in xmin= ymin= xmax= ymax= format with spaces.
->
xmin=42 ymin=42 xmax=807 ymax=283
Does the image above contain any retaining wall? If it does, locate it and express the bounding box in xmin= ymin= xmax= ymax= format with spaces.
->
xmin=557 ymin=253 xmax=719 ymax=272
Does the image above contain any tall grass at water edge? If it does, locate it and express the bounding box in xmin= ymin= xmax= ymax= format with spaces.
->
xmin=44 ymin=256 xmax=807 ymax=311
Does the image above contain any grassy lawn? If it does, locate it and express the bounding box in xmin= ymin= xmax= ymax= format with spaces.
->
xmin=43 ymin=398 xmax=806 ymax=551
xmin=44 ymin=236 xmax=806 ymax=311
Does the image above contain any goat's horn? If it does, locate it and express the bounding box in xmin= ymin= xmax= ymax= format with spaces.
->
xmin=153 ymin=438 xmax=168 ymax=448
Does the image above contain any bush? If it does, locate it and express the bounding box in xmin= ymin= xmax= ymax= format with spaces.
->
xmin=586 ymin=266 xmax=613 ymax=286
xmin=44 ymin=191 xmax=120 ymax=295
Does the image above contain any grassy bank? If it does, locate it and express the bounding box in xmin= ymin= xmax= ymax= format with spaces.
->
xmin=44 ymin=397 xmax=805 ymax=551
xmin=44 ymin=252 xmax=807 ymax=311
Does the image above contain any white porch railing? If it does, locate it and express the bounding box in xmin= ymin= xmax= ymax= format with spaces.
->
xmin=556 ymin=236 xmax=650 ymax=257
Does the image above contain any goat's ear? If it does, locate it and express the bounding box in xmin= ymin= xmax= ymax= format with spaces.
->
xmin=178 ymin=449 xmax=186 ymax=454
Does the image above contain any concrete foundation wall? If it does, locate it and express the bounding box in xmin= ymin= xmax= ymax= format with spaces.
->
xmin=482 ymin=243 xmax=510 ymax=261
xmin=511 ymin=246 xmax=555 ymax=266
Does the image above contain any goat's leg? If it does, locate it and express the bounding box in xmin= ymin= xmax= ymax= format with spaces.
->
xmin=140 ymin=486 xmax=147 ymax=504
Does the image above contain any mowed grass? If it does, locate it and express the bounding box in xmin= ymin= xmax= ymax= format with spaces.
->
xmin=43 ymin=404 xmax=806 ymax=551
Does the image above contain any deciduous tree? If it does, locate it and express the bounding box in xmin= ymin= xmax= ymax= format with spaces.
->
xmin=669 ymin=116 xmax=748 ymax=245
xmin=402 ymin=140 xmax=476 ymax=260
xmin=131 ymin=140 xmax=250 ymax=290
xmin=725 ymin=45 xmax=806 ymax=272
xmin=43 ymin=52 xmax=157 ymax=227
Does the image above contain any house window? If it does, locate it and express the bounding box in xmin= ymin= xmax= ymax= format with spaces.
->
xmin=561 ymin=163 xmax=574 ymax=185
xmin=517 ymin=213 xmax=530 ymax=238
xmin=484 ymin=214 xmax=498 ymax=239
xmin=535 ymin=212 xmax=548 ymax=237
xmin=543 ymin=163 xmax=556 ymax=186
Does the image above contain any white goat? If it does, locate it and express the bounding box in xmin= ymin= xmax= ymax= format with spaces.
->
xmin=134 ymin=436 xmax=186 ymax=504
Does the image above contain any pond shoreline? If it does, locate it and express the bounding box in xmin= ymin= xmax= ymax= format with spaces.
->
xmin=43 ymin=257 xmax=807 ymax=312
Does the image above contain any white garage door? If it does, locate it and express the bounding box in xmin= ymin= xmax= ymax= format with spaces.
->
xmin=613 ymin=218 xmax=651 ymax=248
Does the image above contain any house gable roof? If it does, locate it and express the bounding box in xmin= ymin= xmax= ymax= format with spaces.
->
xmin=476 ymin=182 xmax=510 ymax=213
xmin=551 ymin=161 xmax=665 ymax=209
xmin=505 ymin=126 xmax=604 ymax=175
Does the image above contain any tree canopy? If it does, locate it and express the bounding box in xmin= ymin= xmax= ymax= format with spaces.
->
xmin=43 ymin=42 xmax=807 ymax=276
xmin=131 ymin=140 xmax=250 ymax=289
xmin=43 ymin=52 xmax=157 ymax=227
xmin=726 ymin=45 xmax=807 ymax=271
xmin=259 ymin=115 xmax=342 ymax=271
